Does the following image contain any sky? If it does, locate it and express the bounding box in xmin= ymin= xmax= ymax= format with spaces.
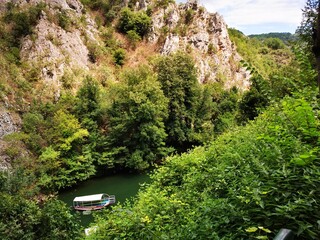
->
xmin=177 ymin=0 xmax=306 ymax=35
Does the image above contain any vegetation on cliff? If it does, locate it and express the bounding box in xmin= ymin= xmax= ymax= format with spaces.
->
xmin=0 ymin=0 xmax=319 ymax=239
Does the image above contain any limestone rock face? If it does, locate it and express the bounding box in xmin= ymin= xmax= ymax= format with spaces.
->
xmin=14 ymin=0 xmax=98 ymax=99
xmin=0 ymin=140 xmax=11 ymax=170
xmin=0 ymin=107 xmax=21 ymax=139
xmin=5 ymin=0 xmax=83 ymax=13
xmin=148 ymin=0 xmax=250 ymax=89
xmin=20 ymin=15 xmax=90 ymax=99
xmin=0 ymin=106 xmax=22 ymax=169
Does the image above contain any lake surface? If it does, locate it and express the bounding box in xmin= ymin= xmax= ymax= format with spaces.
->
xmin=59 ymin=173 xmax=150 ymax=227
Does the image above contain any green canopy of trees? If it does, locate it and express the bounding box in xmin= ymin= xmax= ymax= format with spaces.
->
xmin=105 ymin=66 xmax=169 ymax=170
xmin=87 ymin=93 xmax=320 ymax=240
xmin=155 ymin=52 xmax=215 ymax=150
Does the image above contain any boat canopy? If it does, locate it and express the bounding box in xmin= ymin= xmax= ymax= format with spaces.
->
xmin=73 ymin=194 xmax=107 ymax=202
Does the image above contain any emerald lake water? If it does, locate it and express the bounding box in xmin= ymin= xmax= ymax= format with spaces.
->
xmin=59 ymin=173 xmax=150 ymax=227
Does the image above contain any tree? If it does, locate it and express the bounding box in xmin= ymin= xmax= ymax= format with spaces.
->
xmin=0 ymin=170 xmax=82 ymax=240
xmin=38 ymin=199 xmax=82 ymax=240
xmin=237 ymin=76 xmax=270 ymax=123
xmin=38 ymin=110 xmax=94 ymax=190
xmin=155 ymin=52 xmax=212 ymax=150
xmin=75 ymin=76 xmax=101 ymax=131
xmin=264 ymin=37 xmax=285 ymax=50
xmin=105 ymin=66 xmax=169 ymax=170
xmin=296 ymin=0 xmax=320 ymax=91
xmin=117 ymin=7 xmax=151 ymax=37
xmin=74 ymin=76 xmax=113 ymax=169
xmin=113 ymin=48 xmax=126 ymax=66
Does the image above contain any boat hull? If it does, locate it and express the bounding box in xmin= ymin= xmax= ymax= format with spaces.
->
xmin=74 ymin=203 xmax=110 ymax=211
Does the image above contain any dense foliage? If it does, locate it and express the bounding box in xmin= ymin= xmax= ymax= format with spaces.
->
xmin=80 ymin=0 xmax=123 ymax=23
xmin=104 ymin=66 xmax=169 ymax=170
xmin=155 ymin=52 xmax=216 ymax=150
xmin=87 ymin=92 xmax=320 ymax=239
xmin=3 ymin=3 xmax=45 ymax=48
xmin=228 ymin=28 xmax=297 ymax=80
xmin=296 ymin=0 xmax=318 ymax=55
xmin=117 ymin=7 xmax=151 ymax=38
xmin=0 ymin=169 xmax=82 ymax=240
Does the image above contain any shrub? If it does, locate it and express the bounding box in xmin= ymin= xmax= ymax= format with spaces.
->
xmin=104 ymin=66 xmax=169 ymax=170
xmin=57 ymin=10 xmax=71 ymax=31
xmin=113 ymin=48 xmax=126 ymax=66
xmin=259 ymin=47 xmax=269 ymax=54
xmin=264 ymin=37 xmax=285 ymax=50
xmin=185 ymin=8 xmax=194 ymax=24
xmin=117 ymin=7 xmax=151 ymax=37
xmin=4 ymin=3 xmax=45 ymax=46
xmin=155 ymin=0 xmax=175 ymax=8
xmin=127 ymin=29 xmax=141 ymax=48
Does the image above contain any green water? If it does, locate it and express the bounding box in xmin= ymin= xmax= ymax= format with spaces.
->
xmin=59 ymin=173 xmax=149 ymax=227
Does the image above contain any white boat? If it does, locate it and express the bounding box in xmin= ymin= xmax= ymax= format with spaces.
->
xmin=73 ymin=193 xmax=115 ymax=211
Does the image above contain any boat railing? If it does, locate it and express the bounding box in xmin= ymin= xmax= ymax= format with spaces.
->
xmin=109 ymin=195 xmax=116 ymax=204
xmin=75 ymin=201 xmax=103 ymax=207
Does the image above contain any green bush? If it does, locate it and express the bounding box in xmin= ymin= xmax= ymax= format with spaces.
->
xmin=185 ymin=8 xmax=194 ymax=24
xmin=127 ymin=29 xmax=141 ymax=48
xmin=113 ymin=48 xmax=126 ymax=66
xmin=57 ymin=10 xmax=71 ymax=31
xmin=155 ymin=52 xmax=215 ymax=150
xmin=117 ymin=7 xmax=151 ymax=37
xmin=0 ymin=169 xmax=82 ymax=240
xmin=208 ymin=43 xmax=217 ymax=54
xmin=264 ymin=37 xmax=285 ymax=50
xmin=155 ymin=0 xmax=175 ymax=8
xmin=4 ymin=3 xmax=45 ymax=47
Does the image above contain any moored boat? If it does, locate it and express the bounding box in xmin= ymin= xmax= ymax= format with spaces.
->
xmin=73 ymin=193 xmax=116 ymax=211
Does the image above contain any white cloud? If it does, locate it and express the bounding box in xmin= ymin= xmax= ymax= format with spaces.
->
xmin=178 ymin=0 xmax=306 ymax=34
xmin=206 ymin=0 xmax=303 ymax=24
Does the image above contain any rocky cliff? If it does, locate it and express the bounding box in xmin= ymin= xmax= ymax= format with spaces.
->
xmin=0 ymin=106 xmax=21 ymax=170
xmin=0 ymin=0 xmax=250 ymax=164
xmin=146 ymin=0 xmax=250 ymax=88
xmin=1 ymin=0 xmax=249 ymax=94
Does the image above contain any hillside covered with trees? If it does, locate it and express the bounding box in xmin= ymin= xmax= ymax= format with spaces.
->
xmin=249 ymin=32 xmax=296 ymax=44
xmin=0 ymin=0 xmax=319 ymax=239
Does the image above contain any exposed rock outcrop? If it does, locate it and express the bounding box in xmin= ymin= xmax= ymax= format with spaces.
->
xmin=0 ymin=106 xmax=22 ymax=170
xmin=15 ymin=0 xmax=98 ymax=99
xmin=3 ymin=0 xmax=83 ymax=13
xmin=7 ymin=0 xmax=249 ymax=94
xmin=0 ymin=107 xmax=21 ymax=139
xmin=20 ymin=15 xmax=90 ymax=99
xmin=147 ymin=0 xmax=250 ymax=89
xmin=0 ymin=141 xmax=12 ymax=170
